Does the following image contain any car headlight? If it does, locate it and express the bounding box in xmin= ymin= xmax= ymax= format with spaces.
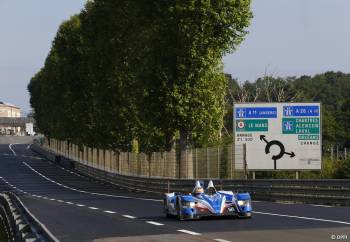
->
xmin=237 ymin=200 xmax=250 ymax=206
xmin=182 ymin=201 xmax=195 ymax=208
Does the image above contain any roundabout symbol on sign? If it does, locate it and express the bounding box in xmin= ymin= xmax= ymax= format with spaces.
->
xmin=260 ymin=135 xmax=295 ymax=170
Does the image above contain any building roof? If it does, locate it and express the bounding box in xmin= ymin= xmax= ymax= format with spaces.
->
xmin=0 ymin=101 xmax=20 ymax=109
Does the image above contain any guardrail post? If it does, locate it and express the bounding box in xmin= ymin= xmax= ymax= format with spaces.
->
xmin=295 ymin=171 xmax=299 ymax=180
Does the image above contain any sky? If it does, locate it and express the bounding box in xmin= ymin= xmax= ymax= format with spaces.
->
xmin=0 ymin=0 xmax=350 ymax=113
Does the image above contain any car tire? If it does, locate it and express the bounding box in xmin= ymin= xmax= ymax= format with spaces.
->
xmin=163 ymin=198 xmax=168 ymax=214
xmin=239 ymin=212 xmax=252 ymax=218
xmin=176 ymin=197 xmax=184 ymax=220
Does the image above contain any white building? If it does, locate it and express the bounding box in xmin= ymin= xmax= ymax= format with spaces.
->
xmin=0 ymin=101 xmax=21 ymax=135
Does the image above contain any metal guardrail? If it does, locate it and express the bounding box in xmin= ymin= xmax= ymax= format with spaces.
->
xmin=0 ymin=192 xmax=58 ymax=242
xmin=31 ymin=144 xmax=350 ymax=206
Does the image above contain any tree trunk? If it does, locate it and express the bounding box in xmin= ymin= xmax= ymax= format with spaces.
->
xmin=179 ymin=129 xmax=193 ymax=178
xmin=165 ymin=133 xmax=176 ymax=152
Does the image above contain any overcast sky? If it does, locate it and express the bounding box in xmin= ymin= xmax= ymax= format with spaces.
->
xmin=1 ymin=0 xmax=350 ymax=113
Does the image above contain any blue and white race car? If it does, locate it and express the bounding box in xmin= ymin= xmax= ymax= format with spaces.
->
xmin=163 ymin=180 xmax=252 ymax=220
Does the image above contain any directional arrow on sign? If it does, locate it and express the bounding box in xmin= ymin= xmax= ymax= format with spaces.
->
xmin=285 ymin=151 xmax=295 ymax=158
xmin=260 ymin=135 xmax=268 ymax=143
xmin=259 ymin=135 xmax=295 ymax=169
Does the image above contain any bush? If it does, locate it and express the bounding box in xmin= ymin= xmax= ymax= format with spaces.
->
xmin=333 ymin=158 xmax=350 ymax=178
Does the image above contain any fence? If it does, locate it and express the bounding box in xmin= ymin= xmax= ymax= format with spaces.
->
xmin=324 ymin=146 xmax=349 ymax=161
xmin=43 ymin=138 xmax=246 ymax=179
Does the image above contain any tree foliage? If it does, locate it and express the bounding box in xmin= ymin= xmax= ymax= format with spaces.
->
xmin=28 ymin=0 xmax=252 ymax=152
xmin=223 ymin=71 xmax=350 ymax=149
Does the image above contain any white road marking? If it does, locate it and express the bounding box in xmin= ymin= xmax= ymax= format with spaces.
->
xmin=104 ymin=210 xmax=116 ymax=214
xmin=214 ymin=239 xmax=231 ymax=242
xmin=9 ymin=144 xmax=16 ymax=156
xmin=177 ymin=230 xmax=201 ymax=236
xmin=65 ymin=202 xmax=74 ymax=205
xmin=49 ymin=198 xmax=56 ymax=201
xmin=122 ymin=215 xmax=136 ymax=219
xmin=76 ymin=204 xmax=85 ymax=207
xmin=310 ymin=204 xmax=332 ymax=208
xmin=22 ymin=162 xmax=162 ymax=202
xmin=89 ymin=207 xmax=99 ymax=210
xmin=253 ymin=211 xmax=350 ymax=225
xmin=146 ymin=221 xmax=164 ymax=226
xmin=57 ymin=200 xmax=64 ymax=203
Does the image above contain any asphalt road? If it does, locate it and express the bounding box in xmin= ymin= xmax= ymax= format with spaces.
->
xmin=0 ymin=144 xmax=349 ymax=242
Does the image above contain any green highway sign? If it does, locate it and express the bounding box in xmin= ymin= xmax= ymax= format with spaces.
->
xmin=282 ymin=118 xmax=320 ymax=134
xmin=236 ymin=119 xmax=268 ymax=132
xmin=298 ymin=134 xmax=320 ymax=140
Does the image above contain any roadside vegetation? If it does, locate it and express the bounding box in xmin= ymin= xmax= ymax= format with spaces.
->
xmin=28 ymin=0 xmax=252 ymax=154
xmin=224 ymin=72 xmax=350 ymax=179
xmin=28 ymin=1 xmax=350 ymax=178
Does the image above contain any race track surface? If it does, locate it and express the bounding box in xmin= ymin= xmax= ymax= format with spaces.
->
xmin=0 ymin=144 xmax=349 ymax=242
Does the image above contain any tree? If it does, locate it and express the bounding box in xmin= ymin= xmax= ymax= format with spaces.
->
xmin=29 ymin=0 xmax=252 ymax=155
xmin=146 ymin=0 xmax=252 ymax=151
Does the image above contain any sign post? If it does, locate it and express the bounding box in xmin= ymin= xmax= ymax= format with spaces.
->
xmin=234 ymin=103 xmax=321 ymax=171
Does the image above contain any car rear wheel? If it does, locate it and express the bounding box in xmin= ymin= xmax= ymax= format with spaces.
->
xmin=176 ymin=197 xmax=184 ymax=220
xmin=163 ymin=197 xmax=171 ymax=218
xmin=239 ymin=212 xmax=252 ymax=218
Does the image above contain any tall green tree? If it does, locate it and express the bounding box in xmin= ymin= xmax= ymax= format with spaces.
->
xmin=145 ymin=0 xmax=252 ymax=150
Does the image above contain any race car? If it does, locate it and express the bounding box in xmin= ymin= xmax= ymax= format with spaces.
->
xmin=163 ymin=180 xmax=252 ymax=220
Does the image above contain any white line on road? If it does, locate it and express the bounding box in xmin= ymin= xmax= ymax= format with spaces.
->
xmin=88 ymin=207 xmax=99 ymax=210
xmin=9 ymin=144 xmax=16 ymax=156
xmin=65 ymin=202 xmax=74 ymax=205
xmin=76 ymin=204 xmax=85 ymax=207
xmin=177 ymin=230 xmax=201 ymax=236
xmin=57 ymin=200 xmax=64 ymax=203
xmin=146 ymin=221 xmax=164 ymax=226
xmin=22 ymin=161 xmax=162 ymax=202
xmin=253 ymin=211 xmax=350 ymax=225
xmin=104 ymin=210 xmax=116 ymax=214
xmin=213 ymin=239 xmax=231 ymax=242
xmin=310 ymin=204 xmax=332 ymax=208
xmin=122 ymin=215 xmax=136 ymax=219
